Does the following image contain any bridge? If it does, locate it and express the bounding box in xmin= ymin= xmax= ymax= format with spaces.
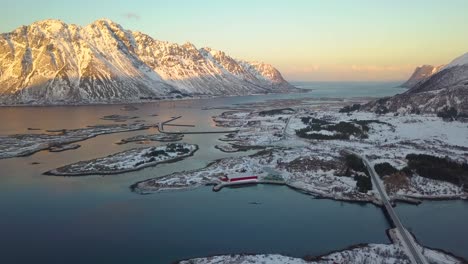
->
xmin=347 ymin=150 xmax=428 ymax=264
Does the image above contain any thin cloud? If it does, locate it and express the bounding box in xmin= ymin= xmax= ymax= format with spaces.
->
xmin=122 ymin=13 xmax=141 ymax=20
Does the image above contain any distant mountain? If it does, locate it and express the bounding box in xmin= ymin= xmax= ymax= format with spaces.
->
xmin=366 ymin=52 xmax=468 ymax=116
xmin=0 ymin=19 xmax=295 ymax=105
xmin=401 ymin=64 xmax=444 ymax=88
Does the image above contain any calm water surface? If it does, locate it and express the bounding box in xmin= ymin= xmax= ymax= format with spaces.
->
xmin=0 ymin=83 xmax=466 ymax=263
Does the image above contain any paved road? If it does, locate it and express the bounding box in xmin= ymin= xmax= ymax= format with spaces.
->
xmin=349 ymin=151 xmax=427 ymax=264
xmin=282 ymin=116 xmax=293 ymax=140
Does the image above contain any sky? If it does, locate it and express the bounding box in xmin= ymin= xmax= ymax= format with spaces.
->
xmin=2 ymin=0 xmax=468 ymax=81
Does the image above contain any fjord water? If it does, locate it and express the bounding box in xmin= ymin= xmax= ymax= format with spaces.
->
xmin=293 ymin=81 xmax=408 ymax=98
xmin=0 ymin=82 xmax=466 ymax=263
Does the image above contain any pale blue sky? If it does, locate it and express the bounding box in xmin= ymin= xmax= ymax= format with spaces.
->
xmin=2 ymin=0 xmax=468 ymax=81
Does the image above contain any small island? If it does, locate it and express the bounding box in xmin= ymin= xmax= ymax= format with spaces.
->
xmin=49 ymin=144 xmax=81 ymax=152
xmin=116 ymin=133 xmax=183 ymax=144
xmin=101 ymin=114 xmax=138 ymax=122
xmin=45 ymin=143 xmax=198 ymax=176
xmin=132 ymin=147 xmax=383 ymax=203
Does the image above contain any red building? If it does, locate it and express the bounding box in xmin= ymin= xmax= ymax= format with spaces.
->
xmin=229 ymin=176 xmax=258 ymax=182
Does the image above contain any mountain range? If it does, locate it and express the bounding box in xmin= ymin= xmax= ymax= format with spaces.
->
xmin=367 ymin=52 xmax=468 ymax=116
xmin=0 ymin=19 xmax=295 ymax=105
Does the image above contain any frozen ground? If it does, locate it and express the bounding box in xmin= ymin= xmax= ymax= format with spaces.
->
xmin=45 ymin=143 xmax=197 ymax=176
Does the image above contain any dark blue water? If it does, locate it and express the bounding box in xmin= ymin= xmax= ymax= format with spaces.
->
xmin=396 ymin=200 xmax=468 ymax=258
xmin=0 ymin=185 xmax=390 ymax=264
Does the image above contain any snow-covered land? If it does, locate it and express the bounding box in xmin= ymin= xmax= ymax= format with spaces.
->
xmin=116 ymin=133 xmax=183 ymax=144
xmin=444 ymin=52 xmax=468 ymax=69
xmin=177 ymin=228 xmax=463 ymax=264
xmin=101 ymin=114 xmax=138 ymax=122
xmin=401 ymin=65 xmax=444 ymax=88
xmin=366 ymin=51 xmax=468 ymax=116
xmin=48 ymin=143 xmax=80 ymax=152
xmin=142 ymin=103 xmax=468 ymax=202
xmin=132 ymin=147 xmax=379 ymax=203
xmin=0 ymin=123 xmax=149 ymax=159
xmin=214 ymin=109 xmax=292 ymax=149
xmin=45 ymin=143 xmax=197 ymax=176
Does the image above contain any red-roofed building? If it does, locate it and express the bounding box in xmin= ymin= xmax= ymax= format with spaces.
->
xmin=229 ymin=176 xmax=258 ymax=183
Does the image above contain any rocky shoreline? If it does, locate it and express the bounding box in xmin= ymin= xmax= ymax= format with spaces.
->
xmin=175 ymin=228 xmax=465 ymax=264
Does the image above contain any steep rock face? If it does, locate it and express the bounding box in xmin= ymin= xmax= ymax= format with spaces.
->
xmin=0 ymin=19 xmax=294 ymax=105
xmin=401 ymin=64 xmax=444 ymax=88
xmin=366 ymin=55 xmax=468 ymax=115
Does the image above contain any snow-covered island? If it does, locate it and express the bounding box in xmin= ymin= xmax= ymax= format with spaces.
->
xmin=176 ymin=229 xmax=464 ymax=264
xmin=116 ymin=133 xmax=183 ymax=145
xmin=45 ymin=143 xmax=198 ymax=176
xmin=101 ymin=114 xmax=138 ymax=122
xmin=0 ymin=123 xmax=150 ymax=159
xmin=132 ymin=147 xmax=380 ymax=203
xmin=134 ymin=102 xmax=468 ymax=203
xmin=48 ymin=143 xmax=81 ymax=152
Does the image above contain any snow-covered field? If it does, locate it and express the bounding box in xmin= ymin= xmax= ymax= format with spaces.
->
xmin=214 ymin=109 xmax=292 ymax=147
xmin=45 ymin=143 xmax=198 ymax=176
xmin=390 ymin=174 xmax=465 ymax=200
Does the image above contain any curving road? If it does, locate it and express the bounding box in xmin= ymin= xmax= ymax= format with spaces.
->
xmin=348 ymin=150 xmax=428 ymax=264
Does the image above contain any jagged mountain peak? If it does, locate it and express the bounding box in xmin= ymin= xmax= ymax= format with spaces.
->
xmin=30 ymin=19 xmax=67 ymax=28
xmin=401 ymin=64 xmax=444 ymax=88
xmin=181 ymin=42 xmax=197 ymax=50
xmin=367 ymin=51 xmax=468 ymax=116
xmin=18 ymin=19 xmax=71 ymax=37
xmin=89 ymin=18 xmax=125 ymax=32
xmin=92 ymin=18 xmax=118 ymax=25
xmin=0 ymin=19 xmax=295 ymax=105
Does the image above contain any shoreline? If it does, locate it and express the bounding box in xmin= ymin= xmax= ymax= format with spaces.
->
xmin=0 ymin=90 xmax=312 ymax=108
xmin=174 ymin=227 xmax=468 ymax=264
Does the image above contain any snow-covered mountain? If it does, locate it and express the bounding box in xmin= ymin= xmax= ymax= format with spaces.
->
xmin=366 ymin=52 xmax=468 ymax=116
xmin=400 ymin=64 xmax=444 ymax=88
xmin=0 ymin=19 xmax=295 ymax=105
xmin=443 ymin=52 xmax=468 ymax=69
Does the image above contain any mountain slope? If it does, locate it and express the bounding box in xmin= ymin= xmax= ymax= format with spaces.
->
xmin=0 ymin=19 xmax=295 ymax=105
xmin=401 ymin=64 xmax=444 ymax=88
xmin=366 ymin=53 xmax=468 ymax=116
